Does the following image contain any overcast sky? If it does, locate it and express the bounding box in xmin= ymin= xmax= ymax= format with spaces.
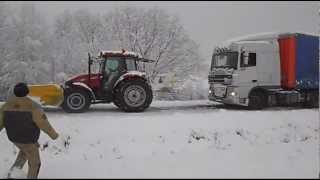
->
xmin=10 ymin=1 xmax=320 ymax=60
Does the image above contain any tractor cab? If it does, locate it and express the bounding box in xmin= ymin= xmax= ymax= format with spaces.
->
xmin=88 ymin=50 xmax=153 ymax=98
xmin=90 ymin=50 xmax=152 ymax=75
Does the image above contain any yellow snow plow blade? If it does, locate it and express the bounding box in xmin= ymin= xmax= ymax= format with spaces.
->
xmin=28 ymin=84 xmax=64 ymax=106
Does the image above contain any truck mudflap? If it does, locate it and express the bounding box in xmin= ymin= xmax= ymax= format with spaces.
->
xmin=28 ymin=84 xmax=64 ymax=106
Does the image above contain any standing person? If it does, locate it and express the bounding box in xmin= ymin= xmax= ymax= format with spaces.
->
xmin=0 ymin=82 xmax=59 ymax=179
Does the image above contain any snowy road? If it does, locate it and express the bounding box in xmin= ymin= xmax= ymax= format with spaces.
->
xmin=0 ymin=100 xmax=319 ymax=178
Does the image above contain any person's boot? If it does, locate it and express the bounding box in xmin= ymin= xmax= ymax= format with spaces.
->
xmin=6 ymin=167 xmax=26 ymax=179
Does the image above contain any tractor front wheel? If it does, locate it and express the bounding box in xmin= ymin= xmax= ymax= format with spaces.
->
xmin=115 ymin=79 xmax=153 ymax=112
xmin=61 ymin=88 xmax=91 ymax=113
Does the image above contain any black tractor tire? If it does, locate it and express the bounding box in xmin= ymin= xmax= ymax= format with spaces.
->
xmin=61 ymin=88 xmax=91 ymax=113
xmin=248 ymin=91 xmax=268 ymax=110
xmin=114 ymin=79 xmax=153 ymax=112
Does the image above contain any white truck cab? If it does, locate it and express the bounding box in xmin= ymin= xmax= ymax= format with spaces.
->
xmin=209 ymin=40 xmax=280 ymax=106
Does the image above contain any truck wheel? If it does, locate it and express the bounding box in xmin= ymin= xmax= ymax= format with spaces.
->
xmin=115 ymin=79 xmax=153 ymax=112
xmin=303 ymin=91 xmax=319 ymax=108
xmin=248 ymin=91 xmax=267 ymax=110
xmin=61 ymin=89 xmax=91 ymax=113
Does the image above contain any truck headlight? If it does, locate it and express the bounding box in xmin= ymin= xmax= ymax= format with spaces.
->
xmin=227 ymin=87 xmax=237 ymax=97
xmin=209 ymin=90 xmax=212 ymax=94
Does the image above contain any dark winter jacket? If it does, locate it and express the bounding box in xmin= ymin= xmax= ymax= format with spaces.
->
xmin=0 ymin=96 xmax=59 ymax=144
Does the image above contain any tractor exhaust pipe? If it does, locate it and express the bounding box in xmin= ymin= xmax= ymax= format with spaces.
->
xmin=88 ymin=52 xmax=92 ymax=85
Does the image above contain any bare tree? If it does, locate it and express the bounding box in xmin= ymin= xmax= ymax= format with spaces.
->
xmin=73 ymin=9 xmax=105 ymax=54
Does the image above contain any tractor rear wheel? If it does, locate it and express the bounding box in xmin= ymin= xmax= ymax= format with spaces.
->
xmin=61 ymin=88 xmax=91 ymax=113
xmin=115 ymin=79 xmax=153 ymax=112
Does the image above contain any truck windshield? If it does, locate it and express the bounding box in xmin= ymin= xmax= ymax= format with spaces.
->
xmin=211 ymin=52 xmax=238 ymax=69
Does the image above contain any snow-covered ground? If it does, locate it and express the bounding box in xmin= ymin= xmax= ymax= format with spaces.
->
xmin=0 ymin=100 xmax=319 ymax=178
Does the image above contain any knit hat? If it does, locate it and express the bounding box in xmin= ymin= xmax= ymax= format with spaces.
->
xmin=13 ymin=82 xmax=29 ymax=97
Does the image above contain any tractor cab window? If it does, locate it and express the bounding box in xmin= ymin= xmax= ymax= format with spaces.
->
xmin=106 ymin=59 xmax=119 ymax=72
xmin=91 ymin=59 xmax=102 ymax=74
xmin=102 ymin=57 xmax=125 ymax=91
xmin=104 ymin=57 xmax=126 ymax=75
xmin=126 ymin=58 xmax=137 ymax=71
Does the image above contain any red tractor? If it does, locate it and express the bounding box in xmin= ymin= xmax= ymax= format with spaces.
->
xmin=59 ymin=50 xmax=154 ymax=113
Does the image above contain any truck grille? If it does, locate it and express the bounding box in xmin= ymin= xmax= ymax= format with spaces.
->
xmin=208 ymin=74 xmax=232 ymax=83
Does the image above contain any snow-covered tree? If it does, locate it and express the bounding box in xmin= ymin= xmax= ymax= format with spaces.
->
xmin=0 ymin=5 xmax=208 ymax=100
xmin=53 ymin=10 xmax=83 ymax=81
xmin=0 ymin=2 xmax=10 ymax=67
xmin=0 ymin=3 xmax=52 ymax=99
xmin=103 ymin=6 xmax=205 ymax=84
xmin=52 ymin=9 xmax=109 ymax=82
